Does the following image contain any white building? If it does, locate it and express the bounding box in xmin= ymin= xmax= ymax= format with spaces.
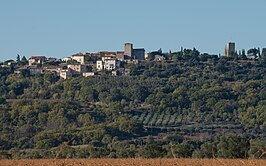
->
xmin=72 ymin=54 xmax=85 ymax=64
xmin=83 ymin=72 xmax=95 ymax=77
xmin=102 ymin=56 xmax=115 ymax=61
xmin=96 ymin=60 xmax=104 ymax=70
xmin=28 ymin=56 xmax=46 ymax=66
xmin=60 ymin=69 xmax=72 ymax=79
xmin=104 ymin=59 xmax=120 ymax=70
xmin=67 ymin=64 xmax=87 ymax=73
xmin=96 ymin=57 xmax=120 ymax=71
xmin=61 ymin=57 xmax=72 ymax=62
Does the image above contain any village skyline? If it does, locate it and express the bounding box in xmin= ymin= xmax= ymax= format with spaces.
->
xmin=1 ymin=0 xmax=266 ymax=61
xmin=0 ymin=41 xmax=264 ymax=62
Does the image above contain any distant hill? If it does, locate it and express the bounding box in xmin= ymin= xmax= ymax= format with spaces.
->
xmin=0 ymin=54 xmax=266 ymax=159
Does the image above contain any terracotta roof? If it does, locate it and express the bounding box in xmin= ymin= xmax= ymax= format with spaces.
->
xmin=72 ymin=54 xmax=85 ymax=57
xmin=30 ymin=56 xmax=46 ymax=60
xmin=100 ymin=52 xmax=117 ymax=56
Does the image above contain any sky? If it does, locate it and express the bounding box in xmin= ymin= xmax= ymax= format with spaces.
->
xmin=1 ymin=0 xmax=266 ymax=61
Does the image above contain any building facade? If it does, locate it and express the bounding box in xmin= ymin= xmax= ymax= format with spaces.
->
xmin=225 ymin=42 xmax=236 ymax=57
xmin=60 ymin=69 xmax=72 ymax=79
xmin=72 ymin=54 xmax=85 ymax=64
xmin=104 ymin=59 xmax=120 ymax=70
xmin=67 ymin=64 xmax=87 ymax=73
xmin=61 ymin=57 xmax=72 ymax=62
xmin=133 ymin=49 xmax=145 ymax=60
xmin=124 ymin=43 xmax=145 ymax=61
xmin=124 ymin=43 xmax=133 ymax=57
xmin=83 ymin=72 xmax=95 ymax=77
xmin=96 ymin=58 xmax=120 ymax=71
xmin=96 ymin=60 xmax=104 ymax=70
xmin=116 ymin=51 xmax=125 ymax=61
xmin=28 ymin=56 xmax=46 ymax=66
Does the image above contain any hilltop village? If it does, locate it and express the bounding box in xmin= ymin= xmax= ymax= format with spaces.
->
xmin=1 ymin=43 xmax=149 ymax=79
xmin=0 ymin=42 xmax=266 ymax=159
xmin=2 ymin=42 xmax=264 ymax=79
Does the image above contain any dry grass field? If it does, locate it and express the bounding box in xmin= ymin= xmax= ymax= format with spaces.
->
xmin=0 ymin=159 xmax=265 ymax=166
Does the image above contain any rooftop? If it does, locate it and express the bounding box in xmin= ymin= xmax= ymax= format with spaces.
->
xmin=30 ymin=56 xmax=46 ymax=60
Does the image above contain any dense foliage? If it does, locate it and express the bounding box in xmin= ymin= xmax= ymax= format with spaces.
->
xmin=0 ymin=51 xmax=266 ymax=159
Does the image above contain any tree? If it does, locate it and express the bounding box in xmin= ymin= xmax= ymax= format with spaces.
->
xmin=167 ymin=141 xmax=194 ymax=158
xmin=16 ymin=54 xmax=21 ymax=62
xmin=138 ymin=136 xmax=164 ymax=158
xmin=260 ymin=48 xmax=266 ymax=65
xmin=248 ymin=139 xmax=266 ymax=158
xmin=19 ymin=69 xmax=30 ymax=78
xmin=239 ymin=101 xmax=266 ymax=130
xmin=53 ymin=143 xmax=75 ymax=158
xmin=247 ymin=48 xmax=259 ymax=59
xmin=0 ymin=97 xmax=6 ymax=104
xmin=242 ymin=49 xmax=246 ymax=56
xmin=44 ymin=72 xmax=58 ymax=84
xmin=172 ymin=87 xmax=190 ymax=109
xmin=84 ymin=55 xmax=93 ymax=63
xmin=240 ymin=49 xmax=247 ymax=59
xmin=192 ymin=142 xmax=217 ymax=158
xmin=217 ymin=135 xmax=249 ymax=158
xmin=158 ymin=48 xmax=162 ymax=54
xmin=262 ymin=48 xmax=266 ymax=57
xmin=21 ymin=56 xmax=27 ymax=62
xmin=111 ymin=116 xmax=144 ymax=134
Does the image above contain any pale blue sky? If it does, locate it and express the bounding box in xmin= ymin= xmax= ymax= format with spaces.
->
xmin=1 ymin=0 xmax=266 ymax=61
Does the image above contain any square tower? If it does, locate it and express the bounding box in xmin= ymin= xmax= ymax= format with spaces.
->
xmin=124 ymin=43 xmax=133 ymax=57
xmin=225 ymin=42 xmax=236 ymax=57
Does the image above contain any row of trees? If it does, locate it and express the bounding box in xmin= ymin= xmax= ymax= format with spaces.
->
xmin=147 ymin=47 xmax=266 ymax=63
xmin=1 ymin=135 xmax=265 ymax=159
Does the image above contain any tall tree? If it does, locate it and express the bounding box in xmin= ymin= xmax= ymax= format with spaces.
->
xmin=247 ymin=48 xmax=259 ymax=59
xmin=16 ymin=54 xmax=20 ymax=62
xmin=21 ymin=56 xmax=27 ymax=62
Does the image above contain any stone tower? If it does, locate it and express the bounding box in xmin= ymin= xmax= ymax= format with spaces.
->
xmin=224 ymin=42 xmax=236 ymax=57
xmin=124 ymin=43 xmax=133 ymax=57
